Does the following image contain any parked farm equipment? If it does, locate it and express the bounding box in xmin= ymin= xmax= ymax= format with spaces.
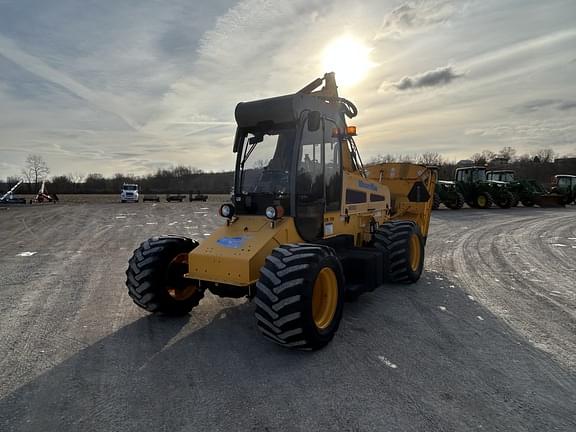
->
xmin=551 ymin=175 xmax=576 ymax=205
xmin=167 ymin=194 xmax=186 ymax=202
xmin=454 ymin=166 xmax=515 ymax=209
xmin=126 ymin=73 xmax=436 ymax=350
xmin=189 ymin=191 xmax=208 ymax=202
xmin=432 ymin=180 xmax=464 ymax=210
xmin=31 ymin=181 xmax=58 ymax=204
xmin=0 ymin=180 xmax=27 ymax=204
xmin=486 ymin=170 xmax=564 ymax=207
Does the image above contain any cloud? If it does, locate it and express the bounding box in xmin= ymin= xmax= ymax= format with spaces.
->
xmin=512 ymin=99 xmax=576 ymax=113
xmin=392 ymin=65 xmax=463 ymax=90
xmin=558 ymin=101 xmax=576 ymax=111
xmin=0 ymin=34 xmax=140 ymax=131
xmin=375 ymin=0 xmax=461 ymax=40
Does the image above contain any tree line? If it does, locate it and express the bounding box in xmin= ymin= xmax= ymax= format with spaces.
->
xmin=371 ymin=147 xmax=576 ymax=184
xmin=2 ymin=147 xmax=575 ymax=194
xmin=2 ymin=156 xmax=233 ymax=195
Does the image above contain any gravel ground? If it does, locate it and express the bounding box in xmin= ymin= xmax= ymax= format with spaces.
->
xmin=0 ymin=202 xmax=575 ymax=432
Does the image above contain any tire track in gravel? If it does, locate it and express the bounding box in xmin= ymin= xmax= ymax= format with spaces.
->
xmin=2 ymin=204 xmax=576 ymax=432
xmin=0 ymin=205 xmax=131 ymax=394
xmin=428 ymin=209 xmax=576 ymax=368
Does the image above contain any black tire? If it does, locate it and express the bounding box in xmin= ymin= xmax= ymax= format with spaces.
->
xmin=495 ymin=190 xmax=514 ymax=209
xmin=126 ymin=235 xmax=204 ymax=315
xmin=475 ymin=192 xmax=493 ymax=209
xmin=254 ymin=243 xmax=345 ymax=350
xmin=432 ymin=192 xmax=441 ymax=210
xmin=445 ymin=192 xmax=465 ymax=210
xmin=374 ymin=220 xmax=425 ymax=283
xmin=521 ymin=199 xmax=535 ymax=207
xmin=511 ymin=194 xmax=520 ymax=207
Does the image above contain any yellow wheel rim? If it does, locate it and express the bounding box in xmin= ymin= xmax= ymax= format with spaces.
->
xmin=409 ymin=234 xmax=422 ymax=272
xmin=166 ymin=253 xmax=198 ymax=301
xmin=311 ymin=267 xmax=338 ymax=330
xmin=477 ymin=195 xmax=486 ymax=207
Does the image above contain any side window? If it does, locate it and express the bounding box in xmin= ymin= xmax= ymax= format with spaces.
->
xmin=296 ymin=127 xmax=324 ymax=202
xmin=324 ymin=137 xmax=341 ymax=211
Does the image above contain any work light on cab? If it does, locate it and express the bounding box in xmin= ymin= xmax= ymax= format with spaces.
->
xmin=331 ymin=126 xmax=357 ymax=137
xmin=219 ymin=204 xmax=235 ymax=218
xmin=265 ymin=205 xmax=284 ymax=220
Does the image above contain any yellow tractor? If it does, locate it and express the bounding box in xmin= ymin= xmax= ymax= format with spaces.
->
xmin=126 ymin=73 xmax=436 ymax=350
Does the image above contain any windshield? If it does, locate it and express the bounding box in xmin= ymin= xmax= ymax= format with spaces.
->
xmin=238 ymin=128 xmax=295 ymax=195
xmin=502 ymin=173 xmax=514 ymax=182
xmin=123 ymin=185 xmax=138 ymax=191
xmin=472 ymin=170 xmax=486 ymax=182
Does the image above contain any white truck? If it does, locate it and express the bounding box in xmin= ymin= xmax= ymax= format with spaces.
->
xmin=120 ymin=183 xmax=139 ymax=203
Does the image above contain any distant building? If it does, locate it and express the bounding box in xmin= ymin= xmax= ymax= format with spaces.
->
xmin=555 ymin=157 xmax=576 ymax=174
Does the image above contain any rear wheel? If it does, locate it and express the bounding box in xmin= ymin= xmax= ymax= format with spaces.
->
xmin=254 ymin=244 xmax=344 ymax=350
xmin=445 ymin=192 xmax=465 ymax=210
xmin=126 ymin=235 xmax=204 ymax=315
xmin=475 ymin=192 xmax=493 ymax=209
xmin=495 ymin=190 xmax=514 ymax=208
xmin=374 ymin=221 xmax=425 ymax=283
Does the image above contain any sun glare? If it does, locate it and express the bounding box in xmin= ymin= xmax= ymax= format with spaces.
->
xmin=322 ymin=36 xmax=373 ymax=87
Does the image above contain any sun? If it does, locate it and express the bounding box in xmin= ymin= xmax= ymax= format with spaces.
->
xmin=322 ymin=36 xmax=374 ymax=87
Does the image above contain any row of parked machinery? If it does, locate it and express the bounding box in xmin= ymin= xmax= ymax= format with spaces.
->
xmin=432 ymin=166 xmax=575 ymax=210
xmin=119 ymin=183 xmax=208 ymax=203
xmin=0 ymin=180 xmax=58 ymax=205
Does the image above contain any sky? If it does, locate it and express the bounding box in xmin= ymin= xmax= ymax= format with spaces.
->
xmin=0 ymin=0 xmax=575 ymax=178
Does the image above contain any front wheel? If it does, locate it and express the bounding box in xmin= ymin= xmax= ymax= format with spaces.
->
xmin=432 ymin=192 xmax=441 ymax=210
xmin=254 ymin=244 xmax=345 ymax=350
xmin=126 ymin=235 xmax=204 ymax=315
xmin=445 ymin=192 xmax=465 ymax=210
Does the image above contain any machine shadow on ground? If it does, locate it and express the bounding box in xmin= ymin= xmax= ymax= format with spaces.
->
xmin=1 ymin=273 xmax=575 ymax=432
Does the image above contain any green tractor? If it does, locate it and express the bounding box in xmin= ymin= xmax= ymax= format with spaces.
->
xmin=454 ymin=166 xmax=515 ymax=209
xmin=486 ymin=170 xmax=564 ymax=207
xmin=432 ymin=180 xmax=465 ymax=210
xmin=551 ymin=174 xmax=576 ymax=205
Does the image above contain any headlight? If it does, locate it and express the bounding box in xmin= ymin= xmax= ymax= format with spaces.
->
xmin=219 ymin=204 xmax=235 ymax=218
xmin=265 ymin=205 xmax=284 ymax=220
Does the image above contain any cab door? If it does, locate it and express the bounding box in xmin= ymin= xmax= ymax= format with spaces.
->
xmin=294 ymin=122 xmax=325 ymax=241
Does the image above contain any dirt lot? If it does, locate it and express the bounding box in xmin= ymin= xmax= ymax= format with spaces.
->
xmin=0 ymin=202 xmax=575 ymax=431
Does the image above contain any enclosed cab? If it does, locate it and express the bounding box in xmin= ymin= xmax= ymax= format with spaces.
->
xmin=125 ymin=73 xmax=436 ymax=350
xmin=552 ymin=175 xmax=576 ymax=204
xmin=120 ymin=184 xmax=139 ymax=203
xmin=454 ymin=166 xmax=514 ymax=208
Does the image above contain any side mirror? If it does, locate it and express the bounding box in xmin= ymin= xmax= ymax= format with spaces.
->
xmin=307 ymin=111 xmax=321 ymax=132
xmin=249 ymin=134 xmax=264 ymax=145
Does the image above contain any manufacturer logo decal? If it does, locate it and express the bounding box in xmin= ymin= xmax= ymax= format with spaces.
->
xmin=217 ymin=236 xmax=248 ymax=249
xmin=358 ymin=180 xmax=377 ymax=191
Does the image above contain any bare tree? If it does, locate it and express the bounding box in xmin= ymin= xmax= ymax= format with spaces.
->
xmin=21 ymin=154 xmax=50 ymax=192
xmin=534 ymin=148 xmax=556 ymax=163
xmin=371 ymin=154 xmax=397 ymax=164
xmin=68 ymin=172 xmax=85 ymax=193
xmin=498 ymin=146 xmax=517 ymax=162
xmin=471 ymin=150 xmax=496 ymax=165
xmin=418 ymin=151 xmax=443 ymax=166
